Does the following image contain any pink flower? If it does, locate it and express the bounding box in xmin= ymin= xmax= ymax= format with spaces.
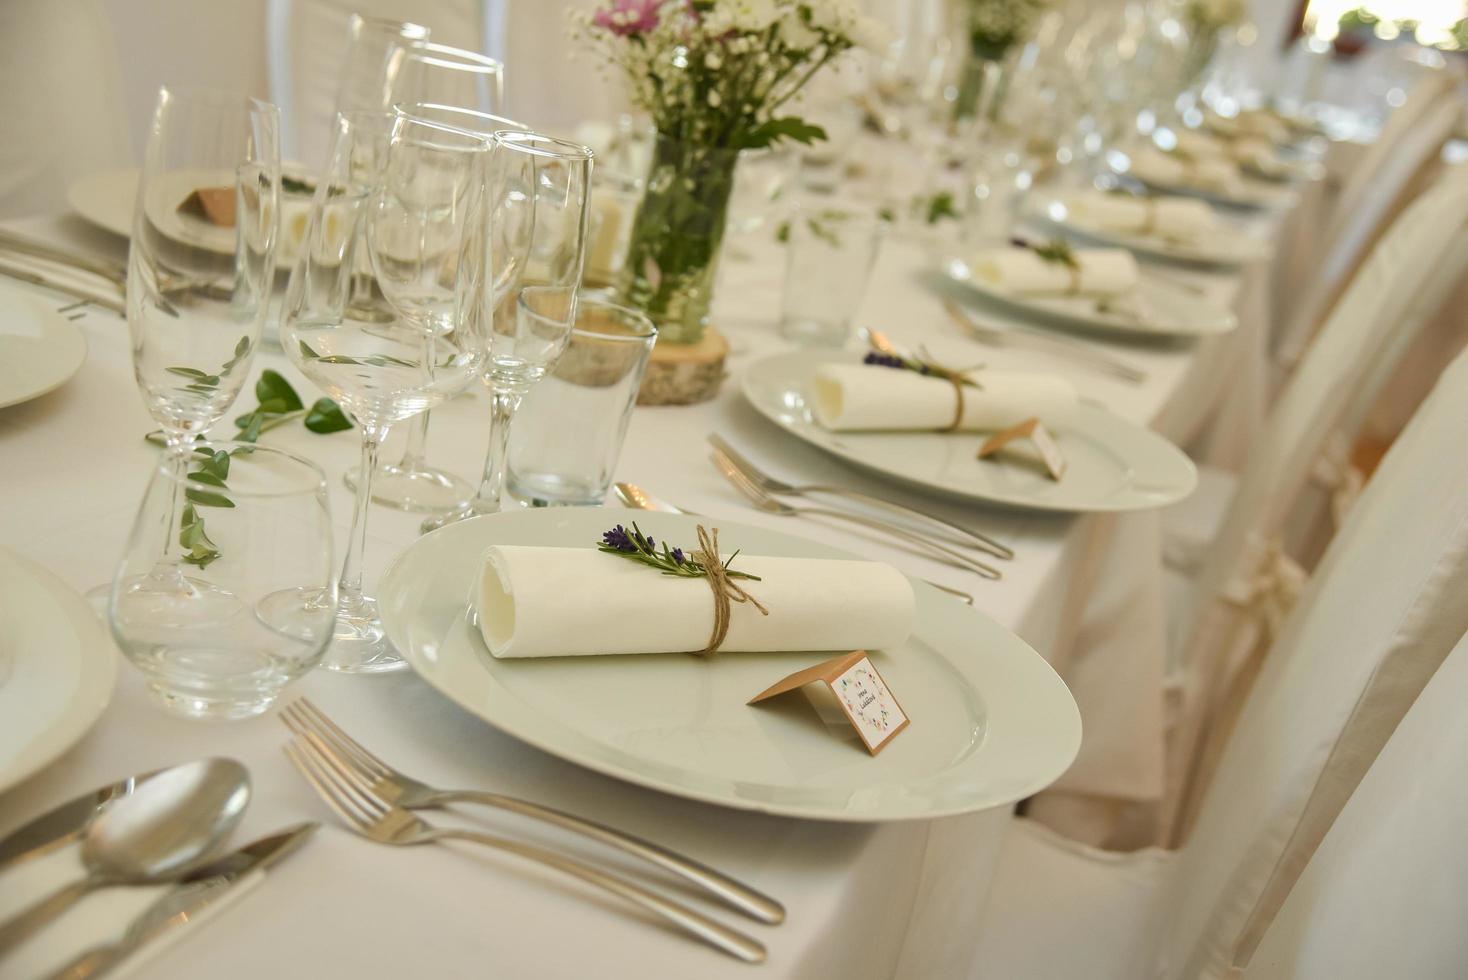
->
xmin=593 ymin=0 xmax=663 ymax=36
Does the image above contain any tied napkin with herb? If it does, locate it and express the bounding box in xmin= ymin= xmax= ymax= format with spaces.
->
xmin=1067 ymin=191 xmax=1216 ymax=244
xmin=474 ymin=524 xmax=914 ymax=659
xmin=1130 ymin=145 xmax=1241 ymax=195
xmin=970 ymin=239 xmax=1138 ymax=299
xmin=811 ymin=350 xmax=1077 ymax=433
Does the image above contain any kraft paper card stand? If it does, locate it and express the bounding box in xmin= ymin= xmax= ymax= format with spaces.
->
xmin=977 ymin=416 xmax=1067 ymax=480
xmin=748 ymin=650 xmax=909 ymax=755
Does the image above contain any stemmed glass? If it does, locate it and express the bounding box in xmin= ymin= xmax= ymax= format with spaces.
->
xmin=98 ymin=86 xmax=280 ymax=611
xmin=423 ymin=131 xmax=594 ymax=532
xmin=280 ymin=109 xmax=490 ymax=672
xmin=343 ymin=43 xmax=508 ymax=514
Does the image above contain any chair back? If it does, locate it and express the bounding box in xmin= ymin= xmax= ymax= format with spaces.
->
xmin=1241 ymin=628 xmax=1468 ymax=980
xmin=1161 ymin=345 xmax=1468 ymax=978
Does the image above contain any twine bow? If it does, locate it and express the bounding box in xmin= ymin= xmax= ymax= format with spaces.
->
xmin=1310 ymin=431 xmax=1366 ymax=530
xmin=691 ymin=525 xmax=768 ymax=655
xmin=1138 ymin=198 xmax=1160 ymax=236
xmin=1221 ymin=535 xmax=1308 ymax=635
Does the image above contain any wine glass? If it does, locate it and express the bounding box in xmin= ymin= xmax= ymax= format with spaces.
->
xmin=422 ymin=130 xmax=594 ymax=532
xmin=110 ymin=442 xmax=336 ymax=720
xmin=336 ymin=15 xmax=429 ymax=115
xmin=280 ymin=109 xmax=490 ymax=672
xmin=343 ymin=44 xmax=509 ymax=514
xmin=96 ymin=86 xmax=280 ymax=612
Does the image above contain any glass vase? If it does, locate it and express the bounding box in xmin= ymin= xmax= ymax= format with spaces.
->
xmin=617 ymin=135 xmax=740 ymax=345
xmin=953 ymin=42 xmax=1009 ymax=123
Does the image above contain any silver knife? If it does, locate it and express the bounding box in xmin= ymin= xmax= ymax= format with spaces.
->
xmin=43 ymin=823 xmax=319 ymax=980
xmin=0 ymin=771 xmax=163 ymax=874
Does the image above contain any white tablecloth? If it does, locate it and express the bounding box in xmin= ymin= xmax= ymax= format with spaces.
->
xmin=0 ymin=198 xmax=1266 ymax=977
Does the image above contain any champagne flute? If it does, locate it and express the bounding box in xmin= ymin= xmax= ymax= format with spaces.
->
xmin=422 ymin=131 xmax=594 ymax=532
xmin=281 ymin=109 xmax=490 ymax=672
xmin=343 ymin=44 xmax=508 ymax=514
xmin=98 ymin=86 xmax=279 ymax=613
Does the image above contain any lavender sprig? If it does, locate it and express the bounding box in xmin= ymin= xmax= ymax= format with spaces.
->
xmin=597 ymin=523 xmax=761 ymax=581
xmin=863 ymin=348 xmax=983 ymax=389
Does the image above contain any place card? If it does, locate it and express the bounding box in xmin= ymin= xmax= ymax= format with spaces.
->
xmin=748 ymin=650 xmax=909 ymax=755
xmin=977 ymin=416 xmax=1067 ymax=481
xmin=178 ymin=187 xmax=236 ymax=227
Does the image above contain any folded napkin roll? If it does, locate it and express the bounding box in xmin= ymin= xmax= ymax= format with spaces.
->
xmin=970 ymin=246 xmax=1138 ymax=298
xmin=476 ymin=545 xmax=915 ymax=658
xmin=1068 ymin=191 xmax=1216 ymax=243
xmin=1131 ymin=147 xmax=1240 ymax=194
xmin=812 ymin=364 xmax=1078 ymax=432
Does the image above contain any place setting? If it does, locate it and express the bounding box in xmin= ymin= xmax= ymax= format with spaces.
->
xmin=16 ymin=0 xmax=1439 ymax=973
xmin=941 ymin=235 xmax=1238 ymax=339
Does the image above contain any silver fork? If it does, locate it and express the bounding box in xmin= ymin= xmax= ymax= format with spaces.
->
xmin=284 ymin=736 xmax=766 ymax=964
xmin=713 ymin=452 xmax=1001 ymax=580
xmin=279 ymin=699 xmax=783 ymax=925
xmin=709 ymin=434 xmax=1013 ymax=561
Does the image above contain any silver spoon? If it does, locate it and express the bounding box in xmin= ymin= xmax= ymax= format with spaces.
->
xmin=0 ymin=758 xmax=251 ymax=954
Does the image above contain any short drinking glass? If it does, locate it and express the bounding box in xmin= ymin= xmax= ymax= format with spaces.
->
xmin=779 ymin=204 xmax=884 ymax=348
xmin=507 ymin=299 xmax=656 ymax=506
xmin=109 ymin=443 xmax=336 ymax=720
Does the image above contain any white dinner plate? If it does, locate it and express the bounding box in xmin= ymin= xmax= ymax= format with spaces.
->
xmin=942 ymin=254 xmax=1237 ymax=338
xmin=741 ymin=350 xmax=1198 ymax=513
xmin=380 ymin=509 xmax=1081 ymax=822
xmin=0 ymin=283 xmax=88 ymax=410
xmin=0 ymin=548 xmax=118 ymax=795
xmin=1036 ymin=196 xmax=1270 ymax=269
xmin=1132 ymin=171 xmax=1295 ymax=212
xmin=68 ymin=168 xmax=311 ymax=270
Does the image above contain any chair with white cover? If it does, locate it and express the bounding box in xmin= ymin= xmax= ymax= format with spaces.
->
xmin=971 ymin=342 xmax=1468 ymax=980
xmin=0 ymin=0 xmax=132 ymax=219
xmin=1160 ymin=164 xmax=1468 ymax=841
xmin=1241 ymin=630 xmax=1468 ymax=980
xmin=1269 ymin=63 xmax=1460 ymax=352
xmin=1273 ymin=69 xmax=1462 ymax=368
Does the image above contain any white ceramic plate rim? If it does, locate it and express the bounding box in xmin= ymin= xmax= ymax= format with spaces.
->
xmin=740 ymin=349 xmax=1198 ymax=513
xmin=1134 ymin=173 xmax=1295 ymax=211
xmin=1037 ymin=199 xmax=1270 ymax=268
xmin=0 ymin=548 xmax=118 ymax=795
xmin=379 ymin=509 xmax=1082 ymax=822
xmin=67 ymin=168 xmax=308 ymax=270
xmin=0 ymin=286 xmax=89 ymax=411
xmin=942 ymin=256 xmax=1237 ymax=338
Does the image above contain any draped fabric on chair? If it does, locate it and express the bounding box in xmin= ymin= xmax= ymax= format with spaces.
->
xmin=1241 ymin=630 xmax=1468 ymax=980
xmin=1268 ymin=64 xmax=1461 ymax=353
xmin=0 ymin=0 xmax=132 ymax=220
xmin=972 ymin=344 xmax=1468 ymax=980
xmin=1162 ymin=164 xmax=1468 ymax=846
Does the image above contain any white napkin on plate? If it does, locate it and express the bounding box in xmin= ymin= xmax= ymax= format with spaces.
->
xmin=1067 ymin=191 xmax=1216 ymax=243
xmin=811 ymin=364 xmax=1078 ymax=432
xmin=1131 ymin=146 xmax=1241 ymax=194
xmin=970 ymin=245 xmax=1138 ymax=298
xmin=476 ymin=546 xmax=914 ymax=658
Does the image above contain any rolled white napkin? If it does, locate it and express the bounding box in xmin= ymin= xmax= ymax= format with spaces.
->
xmin=970 ymin=246 xmax=1138 ymax=298
xmin=1131 ymin=147 xmax=1241 ymax=194
xmin=476 ymin=545 xmax=915 ymax=658
xmin=1067 ymin=191 xmax=1217 ymax=243
xmin=1173 ymin=130 xmax=1230 ymax=162
xmin=811 ymin=363 xmax=1078 ymax=432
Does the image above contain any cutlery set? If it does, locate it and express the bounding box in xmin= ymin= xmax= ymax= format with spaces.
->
xmin=0 ymin=231 xmax=125 ymax=316
xmin=0 ymin=702 xmax=787 ymax=973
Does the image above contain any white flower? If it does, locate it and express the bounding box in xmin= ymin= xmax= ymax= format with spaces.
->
xmin=708 ymin=90 xmax=722 ymax=107
xmin=778 ymin=9 xmax=821 ymax=49
xmin=727 ymin=0 xmax=780 ymax=32
xmin=848 ymin=14 xmax=893 ymax=53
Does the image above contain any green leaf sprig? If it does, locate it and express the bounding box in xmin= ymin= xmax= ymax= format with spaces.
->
xmin=597 ymin=523 xmax=761 ymax=582
xmin=924 ymin=190 xmax=959 ymax=225
xmin=1029 ymin=238 xmax=1078 ymax=269
xmin=164 ymin=336 xmax=251 ymax=396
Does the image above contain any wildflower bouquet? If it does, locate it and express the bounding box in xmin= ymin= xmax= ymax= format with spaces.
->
xmin=575 ymin=0 xmax=888 ymax=345
xmin=953 ymin=0 xmax=1049 ymax=120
